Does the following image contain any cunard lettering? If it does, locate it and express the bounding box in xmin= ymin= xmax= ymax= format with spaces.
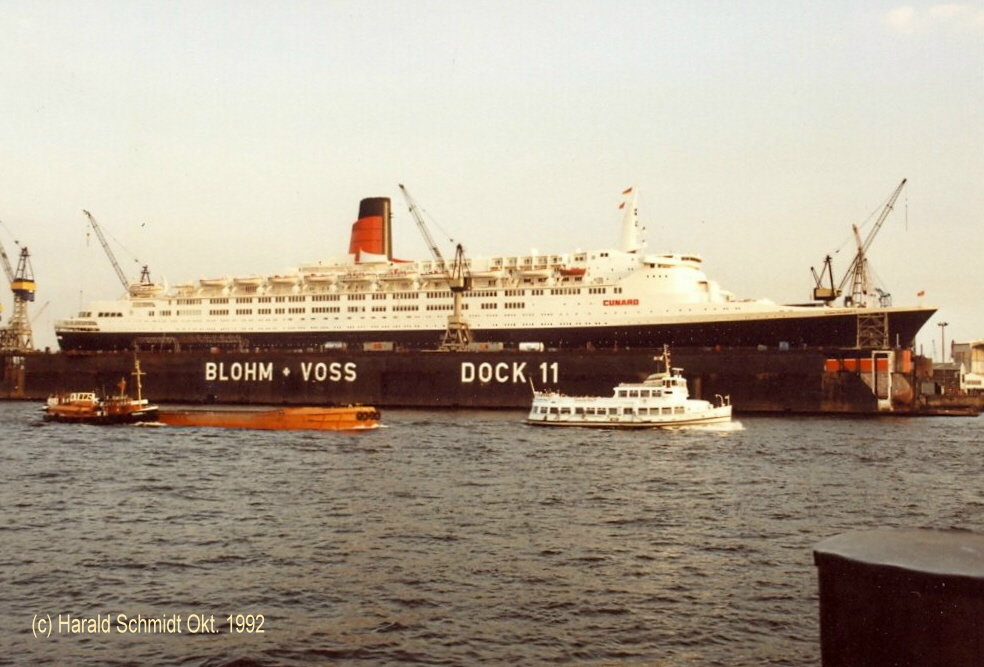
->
xmin=300 ymin=361 xmax=357 ymax=382
xmin=602 ymin=298 xmax=639 ymax=306
xmin=204 ymin=362 xmax=274 ymax=382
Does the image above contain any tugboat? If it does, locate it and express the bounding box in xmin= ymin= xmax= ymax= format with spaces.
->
xmin=43 ymin=358 xmax=159 ymax=425
xmin=526 ymin=345 xmax=732 ymax=428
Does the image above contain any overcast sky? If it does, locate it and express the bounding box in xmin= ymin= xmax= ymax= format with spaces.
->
xmin=1 ymin=1 xmax=981 ymax=357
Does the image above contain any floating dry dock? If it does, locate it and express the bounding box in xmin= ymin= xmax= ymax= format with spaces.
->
xmin=1 ymin=345 xmax=968 ymax=415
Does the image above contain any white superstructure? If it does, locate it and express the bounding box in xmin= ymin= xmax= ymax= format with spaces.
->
xmin=53 ymin=190 xmax=934 ymax=352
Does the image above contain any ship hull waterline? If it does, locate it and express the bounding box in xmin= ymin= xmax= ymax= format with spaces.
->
xmin=54 ymin=307 xmax=933 ymax=353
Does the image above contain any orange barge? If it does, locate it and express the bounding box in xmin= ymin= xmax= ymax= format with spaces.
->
xmin=157 ymin=406 xmax=381 ymax=431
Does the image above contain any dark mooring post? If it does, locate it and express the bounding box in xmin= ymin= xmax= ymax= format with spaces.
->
xmin=814 ymin=528 xmax=984 ymax=667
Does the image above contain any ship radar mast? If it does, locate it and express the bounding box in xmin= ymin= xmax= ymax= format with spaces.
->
xmin=398 ymin=184 xmax=473 ymax=349
xmin=619 ymin=187 xmax=645 ymax=253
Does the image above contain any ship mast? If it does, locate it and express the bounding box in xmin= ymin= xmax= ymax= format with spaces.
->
xmin=398 ymin=185 xmax=472 ymax=350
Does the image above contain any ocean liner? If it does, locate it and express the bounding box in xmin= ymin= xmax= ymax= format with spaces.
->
xmin=54 ymin=189 xmax=934 ymax=353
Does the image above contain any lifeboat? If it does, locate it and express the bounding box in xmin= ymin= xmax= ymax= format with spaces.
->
xmin=305 ymin=273 xmax=338 ymax=284
xmin=378 ymin=269 xmax=419 ymax=281
xmin=199 ymin=277 xmax=229 ymax=288
xmin=559 ymin=267 xmax=587 ymax=277
xmin=157 ymin=406 xmax=381 ymax=431
xmin=519 ymin=267 xmax=553 ymax=278
xmin=128 ymin=282 xmax=166 ymax=298
xmin=233 ymin=276 xmax=264 ymax=287
xmin=269 ymin=275 xmax=299 ymax=286
xmin=470 ymin=269 xmax=504 ymax=279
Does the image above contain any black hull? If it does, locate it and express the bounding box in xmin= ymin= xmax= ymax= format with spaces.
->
xmin=42 ymin=408 xmax=159 ymax=425
xmin=55 ymin=307 xmax=934 ymax=353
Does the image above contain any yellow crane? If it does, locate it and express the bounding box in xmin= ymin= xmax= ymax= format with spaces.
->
xmin=0 ymin=237 xmax=36 ymax=352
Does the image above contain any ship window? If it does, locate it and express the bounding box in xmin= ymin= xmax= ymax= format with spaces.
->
xmin=575 ymin=408 xmax=584 ymax=415
xmin=674 ymin=406 xmax=684 ymax=414
xmin=608 ymin=408 xmax=617 ymax=415
xmin=560 ymin=407 xmax=571 ymax=414
xmin=549 ymin=407 xmax=558 ymax=414
xmin=628 ymin=390 xmax=639 ymax=397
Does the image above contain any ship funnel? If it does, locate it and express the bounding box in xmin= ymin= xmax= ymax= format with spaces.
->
xmin=348 ymin=197 xmax=392 ymax=261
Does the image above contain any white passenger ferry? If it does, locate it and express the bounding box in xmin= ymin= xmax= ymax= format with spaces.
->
xmin=526 ymin=346 xmax=732 ymax=428
xmin=54 ymin=189 xmax=934 ymax=352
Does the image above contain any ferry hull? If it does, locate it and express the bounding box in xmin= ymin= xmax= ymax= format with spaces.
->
xmin=526 ymin=406 xmax=733 ymax=428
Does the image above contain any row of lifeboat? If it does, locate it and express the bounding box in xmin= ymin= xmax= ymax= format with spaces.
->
xmin=183 ymin=265 xmax=589 ymax=295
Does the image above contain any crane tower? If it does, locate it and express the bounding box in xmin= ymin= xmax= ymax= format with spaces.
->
xmin=0 ymin=244 xmax=36 ymax=352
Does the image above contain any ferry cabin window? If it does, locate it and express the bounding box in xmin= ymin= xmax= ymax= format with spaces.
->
xmin=575 ymin=408 xmax=584 ymax=415
xmin=549 ymin=407 xmax=558 ymax=414
xmin=629 ymin=390 xmax=639 ymax=398
xmin=608 ymin=408 xmax=618 ymax=415
xmin=674 ymin=406 xmax=684 ymax=414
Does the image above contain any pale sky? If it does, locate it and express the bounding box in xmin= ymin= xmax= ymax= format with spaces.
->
xmin=1 ymin=1 xmax=981 ymax=357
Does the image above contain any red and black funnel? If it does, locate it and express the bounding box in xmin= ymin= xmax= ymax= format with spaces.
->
xmin=348 ymin=197 xmax=391 ymax=260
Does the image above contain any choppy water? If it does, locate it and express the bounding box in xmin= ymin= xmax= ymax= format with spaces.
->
xmin=1 ymin=402 xmax=981 ymax=665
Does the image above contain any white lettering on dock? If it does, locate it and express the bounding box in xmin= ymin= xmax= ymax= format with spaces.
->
xmin=205 ymin=362 xmax=274 ymax=382
xmin=204 ymin=361 xmax=357 ymax=383
xmin=460 ymin=361 xmax=529 ymax=384
xmin=300 ymin=362 xmax=357 ymax=383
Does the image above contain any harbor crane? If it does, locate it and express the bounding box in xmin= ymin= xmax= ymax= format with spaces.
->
xmin=398 ymin=184 xmax=473 ymax=350
xmin=83 ymin=209 xmax=131 ymax=291
xmin=811 ymin=179 xmax=907 ymax=308
xmin=82 ymin=209 xmax=155 ymax=293
xmin=0 ymin=238 xmax=36 ymax=352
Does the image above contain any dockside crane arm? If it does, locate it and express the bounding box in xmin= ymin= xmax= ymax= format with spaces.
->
xmin=398 ymin=184 xmax=447 ymax=271
xmin=834 ymin=178 xmax=907 ymax=306
xmin=397 ymin=184 xmax=472 ymax=349
xmin=83 ymin=209 xmax=131 ymax=291
xmin=0 ymin=239 xmax=14 ymax=284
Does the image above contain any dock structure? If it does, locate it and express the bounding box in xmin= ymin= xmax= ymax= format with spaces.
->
xmin=2 ymin=345 xmax=978 ymax=415
xmin=814 ymin=528 xmax=984 ymax=666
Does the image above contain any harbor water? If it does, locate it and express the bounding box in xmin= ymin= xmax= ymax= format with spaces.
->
xmin=2 ymin=402 xmax=981 ymax=665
